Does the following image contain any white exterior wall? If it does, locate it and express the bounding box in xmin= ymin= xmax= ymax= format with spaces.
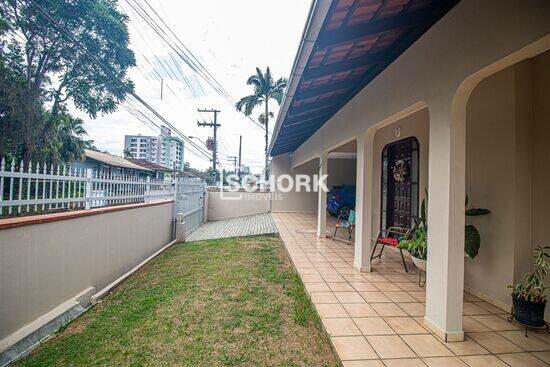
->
xmin=272 ymin=0 xmax=550 ymax=340
xmin=0 ymin=202 xmax=174 ymax=341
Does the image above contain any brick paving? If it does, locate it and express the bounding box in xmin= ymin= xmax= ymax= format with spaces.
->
xmin=272 ymin=212 xmax=550 ymax=367
xmin=185 ymin=213 xmax=277 ymax=242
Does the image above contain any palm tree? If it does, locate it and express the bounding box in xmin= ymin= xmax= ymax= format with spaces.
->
xmin=236 ymin=67 xmax=287 ymax=180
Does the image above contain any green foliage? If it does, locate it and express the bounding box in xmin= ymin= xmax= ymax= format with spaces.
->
xmin=236 ymin=67 xmax=287 ymax=179
xmin=398 ymin=222 xmax=427 ymax=260
xmin=508 ymin=246 xmax=550 ymax=302
xmin=464 ymin=196 xmax=491 ymax=259
xmin=0 ymin=0 xmax=135 ymax=162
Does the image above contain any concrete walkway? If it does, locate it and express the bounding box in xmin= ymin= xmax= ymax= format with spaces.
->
xmin=185 ymin=213 xmax=278 ymax=242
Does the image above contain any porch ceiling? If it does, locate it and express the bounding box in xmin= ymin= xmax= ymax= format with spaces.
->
xmin=270 ymin=0 xmax=459 ymax=157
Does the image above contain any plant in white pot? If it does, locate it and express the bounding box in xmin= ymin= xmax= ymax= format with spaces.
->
xmin=508 ymin=245 xmax=550 ymax=330
xmin=398 ymin=222 xmax=427 ymax=272
xmin=398 ymin=193 xmax=428 ymax=272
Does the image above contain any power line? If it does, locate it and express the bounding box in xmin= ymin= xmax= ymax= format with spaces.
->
xmin=28 ymin=0 xmax=213 ymax=163
xmin=127 ymin=0 xmax=270 ymax=134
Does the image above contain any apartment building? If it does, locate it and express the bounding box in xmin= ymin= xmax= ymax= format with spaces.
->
xmin=124 ymin=125 xmax=184 ymax=171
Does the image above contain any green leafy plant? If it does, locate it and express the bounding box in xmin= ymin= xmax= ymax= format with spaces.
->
xmin=398 ymin=189 xmax=428 ymax=259
xmin=465 ymin=195 xmax=491 ymax=259
xmin=508 ymin=246 xmax=550 ymax=302
xmin=398 ymin=222 xmax=427 ymax=260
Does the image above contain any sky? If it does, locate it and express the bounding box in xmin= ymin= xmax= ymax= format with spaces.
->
xmin=72 ymin=0 xmax=312 ymax=174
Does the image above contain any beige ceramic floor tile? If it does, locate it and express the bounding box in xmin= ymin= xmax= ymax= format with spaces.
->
xmin=383 ymin=275 xmax=411 ymax=282
xmin=459 ymin=354 xmax=507 ymax=367
xmin=498 ymin=331 xmax=550 ymax=351
xmin=322 ymin=274 xmax=347 ymax=282
xmin=374 ymin=283 xmax=403 ymax=292
xmin=323 ymin=318 xmax=362 ymax=336
xmin=363 ymin=274 xmax=389 ymax=283
xmin=345 ymin=274 xmax=372 ymax=282
xmin=443 ymin=337 xmax=489 ymax=356
xmin=395 ymin=282 xmax=425 ymax=292
xmin=383 ymin=359 xmax=427 ymax=366
xmin=351 ymin=282 xmax=379 ymax=291
xmin=336 ymin=291 xmax=367 ymax=303
xmin=474 ymin=302 xmax=508 ymax=315
xmin=328 ymin=282 xmax=356 ymax=292
xmin=302 ymin=274 xmax=325 ymax=282
xmin=316 ymin=303 xmax=349 ymax=318
xmin=422 ymin=357 xmax=467 ymax=366
xmin=297 ymin=267 xmax=319 ymax=275
xmin=397 ymin=303 xmax=425 ymax=317
xmin=371 ymin=303 xmax=408 ymax=317
xmin=462 ymin=303 xmax=492 ymax=316
xmin=331 ymin=336 xmax=379 ymax=360
xmin=344 ymin=303 xmax=379 ymax=317
xmin=384 ymin=317 xmax=429 ymax=335
xmin=462 ymin=316 xmax=490 ymax=332
xmin=354 ymin=317 xmax=395 ymax=335
xmin=401 ymin=335 xmax=453 ymax=357
xmin=310 ymin=291 xmax=339 ymax=304
xmin=467 ymin=332 xmax=523 ymax=354
xmin=342 ymin=360 xmax=385 ymax=367
xmin=304 ymin=282 xmax=331 ymax=293
xmin=384 ymin=292 xmax=417 ymax=303
xmin=361 ymin=292 xmax=393 ymax=303
xmin=407 ymin=291 xmax=426 ymax=302
xmin=463 ymin=293 xmax=483 ymax=302
xmin=533 ymin=351 xmax=550 ymax=364
xmin=471 ymin=315 xmax=520 ymax=331
xmin=366 ymin=335 xmax=416 ymax=359
xmin=496 ymin=352 xmax=550 ymax=366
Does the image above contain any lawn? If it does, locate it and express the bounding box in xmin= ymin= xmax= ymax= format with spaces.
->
xmin=16 ymin=236 xmax=339 ymax=367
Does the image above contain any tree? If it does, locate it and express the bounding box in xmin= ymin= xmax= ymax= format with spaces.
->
xmin=235 ymin=67 xmax=287 ymax=180
xmin=0 ymin=0 xmax=135 ymax=161
xmin=123 ymin=148 xmax=133 ymax=159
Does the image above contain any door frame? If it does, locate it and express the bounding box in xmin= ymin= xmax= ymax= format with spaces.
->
xmin=380 ymin=136 xmax=420 ymax=230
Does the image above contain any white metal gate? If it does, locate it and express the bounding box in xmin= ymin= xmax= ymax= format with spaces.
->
xmin=175 ymin=177 xmax=206 ymax=235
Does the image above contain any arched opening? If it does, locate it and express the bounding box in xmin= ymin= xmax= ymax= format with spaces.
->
xmin=462 ymin=49 xmax=550 ymax=314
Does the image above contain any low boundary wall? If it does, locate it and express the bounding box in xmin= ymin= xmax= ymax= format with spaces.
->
xmin=0 ymin=200 xmax=174 ymax=361
xmin=207 ymin=189 xmax=271 ymax=221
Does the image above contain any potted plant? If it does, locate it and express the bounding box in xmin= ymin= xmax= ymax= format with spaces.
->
xmin=508 ymin=246 xmax=550 ymax=327
xmin=398 ymin=222 xmax=427 ymax=271
xmin=398 ymin=191 xmax=428 ymax=271
xmin=464 ymin=196 xmax=491 ymax=259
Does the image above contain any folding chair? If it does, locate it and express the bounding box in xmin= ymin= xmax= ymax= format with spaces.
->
xmin=333 ymin=210 xmax=355 ymax=245
xmin=370 ymin=226 xmax=411 ymax=272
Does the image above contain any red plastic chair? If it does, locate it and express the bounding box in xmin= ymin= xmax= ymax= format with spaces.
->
xmin=370 ymin=226 xmax=411 ymax=272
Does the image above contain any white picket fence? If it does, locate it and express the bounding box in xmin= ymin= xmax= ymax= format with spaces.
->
xmin=0 ymin=158 xmax=174 ymax=217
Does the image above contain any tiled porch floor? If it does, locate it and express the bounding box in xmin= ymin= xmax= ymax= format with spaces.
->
xmin=272 ymin=212 xmax=550 ymax=367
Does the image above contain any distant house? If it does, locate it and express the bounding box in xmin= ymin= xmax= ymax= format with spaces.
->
xmin=127 ymin=158 xmax=173 ymax=181
xmin=73 ymin=149 xmax=151 ymax=177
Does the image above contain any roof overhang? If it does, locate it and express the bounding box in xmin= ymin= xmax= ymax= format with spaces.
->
xmin=270 ymin=0 xmax=459 ymax=157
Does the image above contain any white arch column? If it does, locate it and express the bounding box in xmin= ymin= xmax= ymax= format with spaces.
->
xmin=424 ymin=101 xmax=466 ymax=342
xmin=353 ymin=130 xmax=375 ymax=272
xmin=316 ymin=152 xmax=328 ymax=238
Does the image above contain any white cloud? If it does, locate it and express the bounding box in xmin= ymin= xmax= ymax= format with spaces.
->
xmin=78 ymin=0 xmax=311 ymax=172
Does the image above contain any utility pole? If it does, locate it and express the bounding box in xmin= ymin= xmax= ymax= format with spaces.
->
xmin=160 ymin=78 xmax=163 ymax=100
xmin=238 ymin=135 xmax=242 ymax=184
xmin=197 ymin=108 xmax=221 ymax=182
xmin=227 ymin=156 xmax=237 ymax=175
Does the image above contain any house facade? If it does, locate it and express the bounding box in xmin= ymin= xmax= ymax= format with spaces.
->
xmin=269 ymin=0 xmax=550 ymax=341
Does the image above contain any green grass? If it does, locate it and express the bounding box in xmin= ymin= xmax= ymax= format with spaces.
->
xmin=16 ymin=236 xmax=339 ymax=367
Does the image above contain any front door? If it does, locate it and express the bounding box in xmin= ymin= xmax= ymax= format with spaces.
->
xmin=381 ymin=137 xmax=419 ymax=230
